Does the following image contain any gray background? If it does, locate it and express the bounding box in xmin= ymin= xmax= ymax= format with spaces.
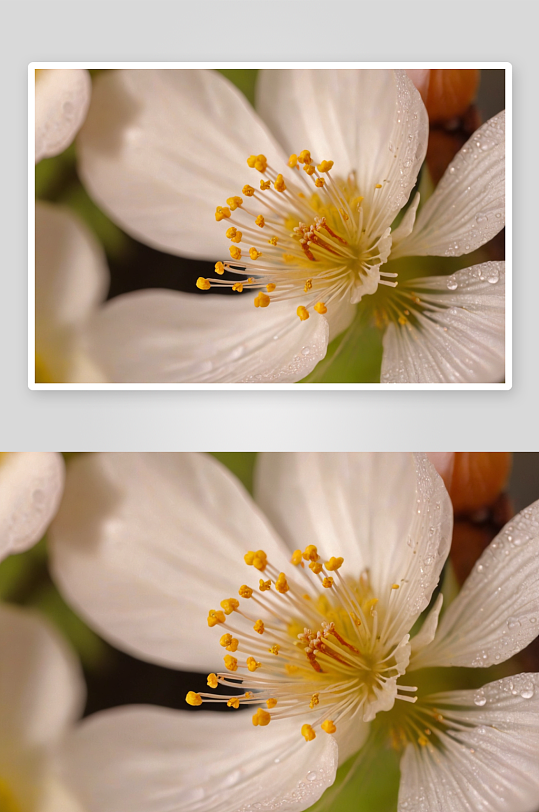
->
xmin=2 ymin=1 xmax=534 ymax=452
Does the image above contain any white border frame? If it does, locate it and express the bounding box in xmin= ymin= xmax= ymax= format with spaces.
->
xmin=29 ymin=62 xmax=511 ymax=391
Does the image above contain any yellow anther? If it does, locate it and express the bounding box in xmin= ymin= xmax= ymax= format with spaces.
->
xmin=375 ymin=183 xmax=383 ymax=189
xmin=315 ymin=178 xmax=325 ymax=188
xmin=303 ymin=545 xmax=319 ymax=562
xmin=275 ymin=573 xmax=289 ymax=594
xmin=391 ymin=584 xmax=400 ymax=590
xmin=249 ymin=247 xmax=262 ymax=260
xmin=254 ymin=154 xmax=268 ymax=173
xmin=186 ymin=691 xmax=202 ymax=706
xmin=268 ymin=236 xmax=278 ymax=246
xmin=196 ymin=277 xmax=211 ymax=291
xmin=314 ymin=302 xmax=327 ymax=315
xmin=253 ymin=619 xmax=265 ymax=634
xmin=247 ymin=155 xmax=257 ymax=168
xmin=215 ymin=261 xmax=225 ymax=275
xmin=220 ymin=633 xmax=233 ymax=647
xmin=364 ymin=598 xmax=379 ymax=614
xmin=259 ymin=180 xmax=271 ymax=191
xmin=321 ymin=720 xmax=336 ymax=734
xmin=325 ymin=556 xmax=344 ymax=572
xmin=291 ymin=549 xmax=303 ymax=566
xmin=267 ymin=698 xmax=278 ymax=709
xmin=309 ymin=693 xmax=320 ymax=709
xmin=304 ymin=278 xmax=313 ymax=292
xmin=227 ymin=196 xmax=243 ymax=210
xmin=215 ymin=206 xmax=231 ymax=222
xmin=297 ymin=306 xmax=309 ymax=321
xmin=317 ymin=160 xmax=334 ymax=173
xmin=274 ymin=174 xmax=287 ymax=192
xmin=239 ymin=585 xmax=253 ymax=599
xmin=242 ymin=185 xmax=255 ymax=197
xmin=339 ymin=208 xmax=349 ymax=221
xmin=418 ymin=735 xmax=428 ymax=747
xmin=350 ymin=612 xmax=362 ymax=627
xmin=207 ymin=610 xmax=225 ymax=627
xmin=232 ymin=283 xmax=244 ymax=293
xmin=255 ymin=214 xmax=265 ymax=227
xmin=303 ymin=164 xmax=315 ymax=176
xmin=226 ymin=227 xmax=242 ymax=243
xmin=282 ymin=254 xmax=295 ymax=263
xmin=220 ymin=598 xmax=239 ymax=615
xmin=398 ymin=315 xmax=407 ymax=325
xmin=207 ymin=673 xmax=219 ymax=689
xmin=229 ymin=246 xmax=242 ymax=261
xmin=301 ymin=724 xmax=316 ymax=742
xmin=298 ymin=150 xmax=312 ymax=165
xmin=322 ymin=577 xmax=334 ymax=589
xmin=266 ymin=282 xmax=276 ymax=292
xmin=227 ymin=638 xmax=239 ymax=652
xmin=252 ymin=708 xmax=271 ymax=727
xmin=259 ymin=579 xmax=272 ymax=592
xmin=269 ymin=645 xmax=280 ymax=655
xmin=254 ymin=292 xmax=271 ymax=309
xmin=227 ymin=698 xmax=240 ymax=709
xmin=247 ymin=657 xmax=262 ymax=672
xmin=226 ymin=228 xmax=237 ymax=240
xmin=245 ymin=692 xmax=254 ymax=699
xmin=309 ymin=561 xmax=323 ymax=575
xmin=224 ymin=655 xmax=238 ymax=672
xmin=288 ymin=154 xmax=298 ymax=168
xmin=286 ymin=664 xmax=299 ymax=675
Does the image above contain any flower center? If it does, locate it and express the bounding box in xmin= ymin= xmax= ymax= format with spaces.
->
xmin=187 ymin=546 xmax=415 ymax=743
xmin=0 ymin=778 xmax=24 ymax=812
xmin=196 ymin=151 xmax=396 ymax=322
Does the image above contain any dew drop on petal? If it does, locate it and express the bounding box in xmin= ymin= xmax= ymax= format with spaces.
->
xmin=446 ymin=277 xmax=458 ymax=290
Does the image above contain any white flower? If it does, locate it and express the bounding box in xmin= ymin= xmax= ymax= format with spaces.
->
xmin=0 ymin=452 xmax=64 ymax=562
xmin=75 ymin=69 xmax=505 ymax=383
xmin=35 ymin=69 xmax=91 ymax=163
xmin=35 ymin=202 xmax=109 ymax=383
xmin=48 ymin=453 xmax=539 ymax=812
xmin=0 ymin=603 xmax=86 ymax=812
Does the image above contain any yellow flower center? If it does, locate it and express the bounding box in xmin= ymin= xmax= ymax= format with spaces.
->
xmin=187 ymin=546 xmax=415 ymax=742
xmin=197 ymin=152 xmax=396 ymax=321
xmin=0 ymin=778 xmax=24 ymax=812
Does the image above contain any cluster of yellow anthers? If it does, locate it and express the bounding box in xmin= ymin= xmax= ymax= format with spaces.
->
xmin=186 ymin=543 xmax=408 ymax=743
xmin=195 ymin=148 xmax=394 ymax=321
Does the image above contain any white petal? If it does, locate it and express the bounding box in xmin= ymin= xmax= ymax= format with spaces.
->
xmin=426 ymin=453 xmax=455 ymax=485
xmin=405 ymin=70 xmax=430 ymax=102
xmin=38 ymin=774 xmax=86 ymax=812
xmin=84 ymin=289 xmax=329 ymax=383
xmin=411 ymin=499 xmax=539 ymax=670
xmin=390 ymin=191 xmax=420 ymax=247
xmin=77 ymin=69 xmax=288 ymax=261
xmin=35 ymin=69 xmax=91 ymax=163
xmin=393 ymin=111 xmax=505 ymax=259
xmin=381 ymin=262 xmax=505 ymax=384
xmin=60 ymin=706 xmax=338 ymax=812
xmin=0 ymin=452 xmax=65 ymax=561
xmin=399 ymin=674 xmax=539 ymax=812
xmin=410 ymin=593 xmax=444 ymax=657
xmin=49 ymin=453 xmax=291 ymax=671
xmin=256 ymin=69 xmax=428 ymax=234
xmin=255 ymin=453 xmax=452 ymax=645
xmin=0 ymin=604 xmax=85 ymax=749
xmin=36 ymin=202 xmax=109 ymax=383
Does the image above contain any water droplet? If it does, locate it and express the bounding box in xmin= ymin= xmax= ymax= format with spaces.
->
xmin=307 ymin=772 xmax=318 ymax=782
xmin=474 ymin=694 xmax=487 ymax=707
xmin=507 ymin=618 xmax=521 ymax=630
xmin=446 ymin=278 xmax=458 ymax=290
xmin=521 ymin=688 xmax=535 ymax=699
xmin=487 ymin=271 xmax=499 ymax=284
xmin=301 ymin=347 xmax=311 ymax=356
xmin=477 ymin=564 xmax=484 ymax=573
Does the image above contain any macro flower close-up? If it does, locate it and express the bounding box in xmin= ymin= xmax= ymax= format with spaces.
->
xmin=34 ymin=66 xmax=506 ymax=385
xmin=42 ymin=452 xmax=539 ymax=812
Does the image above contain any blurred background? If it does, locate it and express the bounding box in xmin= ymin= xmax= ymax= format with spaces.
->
xmin=0 ymin=451 xmax=536 ymax=810
xmin=35 ymin=69 xmax=506 ymax=383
